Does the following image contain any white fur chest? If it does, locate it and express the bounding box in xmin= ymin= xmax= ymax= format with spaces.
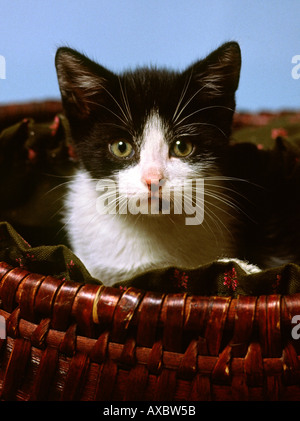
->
xmin=63 ymin=169 xmax=234 ymax=285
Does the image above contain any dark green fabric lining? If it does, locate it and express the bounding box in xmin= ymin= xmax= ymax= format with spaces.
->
xmin=0 ymin=221 xmax=98 ymax=284
xmin=1 ymin=220 xmax=300 ymax=297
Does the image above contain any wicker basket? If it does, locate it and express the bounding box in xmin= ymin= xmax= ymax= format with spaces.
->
xmin=0 ymin=261 xmax=300 ymax=401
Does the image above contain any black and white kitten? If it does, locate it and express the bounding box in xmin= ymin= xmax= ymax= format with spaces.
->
xmin=55 ymin=42 xmax=259 ymax=285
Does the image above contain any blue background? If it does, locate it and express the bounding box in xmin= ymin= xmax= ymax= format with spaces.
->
xmin=1 ymin=0 xmax=300 ymax=111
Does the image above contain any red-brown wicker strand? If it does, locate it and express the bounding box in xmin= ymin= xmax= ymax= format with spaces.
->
xmin=1 ymin=261 xmax=300 ymax=401
xmin=0 ymin=101 xmax=63 ymax=132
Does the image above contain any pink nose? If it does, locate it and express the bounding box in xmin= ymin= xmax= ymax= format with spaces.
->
xmin=142 ymin=169 xmax=164 ymax=192
xmin=144 ymin=178 xmax=162 ymax=192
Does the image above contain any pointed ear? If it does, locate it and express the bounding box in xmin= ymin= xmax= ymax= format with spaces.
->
xmin=187 ymin=42 xmax=241 ymax=98
xmin=55 ymin=47 xmax=113 ymax=119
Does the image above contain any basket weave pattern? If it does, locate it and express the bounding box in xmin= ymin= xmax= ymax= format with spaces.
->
xmin=0 ymin=261 xmax=300 ymax=401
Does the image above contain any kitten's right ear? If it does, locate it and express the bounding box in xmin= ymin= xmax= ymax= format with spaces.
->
xmin=186 ymin=42 xmax=241 ymax=99
xmin=55 ymin=47 xmax=113 ymax=119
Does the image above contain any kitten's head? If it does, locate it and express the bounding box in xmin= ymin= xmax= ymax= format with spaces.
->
xmin=55 ymin=42 xmax=241 ymax=216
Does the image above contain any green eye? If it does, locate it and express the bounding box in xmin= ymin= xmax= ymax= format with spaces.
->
xmin=109 ymin=140 xmax=134 ymax=159
xmin=171 ymin=139 xmax=194 ymax=158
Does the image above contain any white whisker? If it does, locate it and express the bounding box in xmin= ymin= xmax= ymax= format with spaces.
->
xmin=177 ymin=121 xmax=228 ymax=139
xmin=101 ymin=84 xmax=131 ymax=126
xmin=174 ymin=105 xmax=234 ymax=127
xmin=118 ymin=77 xmax=133 ymax=124
xmin=172 ymin=83 xmax=208 ymax=124
xmin=96 ymin=102 xmax=129 ymax=128
xmin=172 ymin=71 xmax=193 ymax=123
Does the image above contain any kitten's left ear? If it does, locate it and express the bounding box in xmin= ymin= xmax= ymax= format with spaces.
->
xmin=55 ymin=47 xmax=114 ymax=119
xmin=188 ymin=41 xmax=241 ymax=97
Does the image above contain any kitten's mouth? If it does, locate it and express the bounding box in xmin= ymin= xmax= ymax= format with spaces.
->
xmin=148 ymin=191 xmax=162 ymax=200
xmin=147 ymin=190 xmax=164 ymax=205
xmin=147 ymin=193 xmax=173 ymax=213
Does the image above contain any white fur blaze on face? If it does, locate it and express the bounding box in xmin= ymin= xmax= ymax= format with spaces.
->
xmin=140 ymin=112 xmax=168 ymax=186
xmin=117 ymin=110 xmax=196 ymax=215
xmin=138 ymin=111 xmax=195 ymax=185
xmin=117 ymin=112 xmax=168 ymax=214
